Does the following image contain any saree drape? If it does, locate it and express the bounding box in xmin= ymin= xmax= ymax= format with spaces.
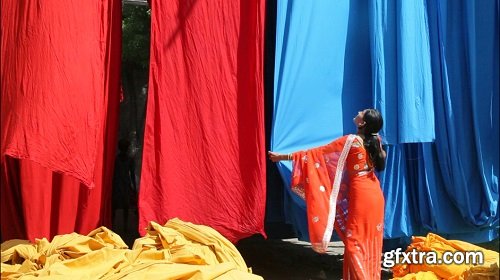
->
xmin=290 ymin=135 xmax=385 ymax=279
xmin=290 ymin=135 xmax=356 ymax=252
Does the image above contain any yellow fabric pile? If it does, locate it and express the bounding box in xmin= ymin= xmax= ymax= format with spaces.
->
xmin=1 ymin=218 xmax=262 ymax=280
xmin=392 ymin=233 xmax=499 ymax=280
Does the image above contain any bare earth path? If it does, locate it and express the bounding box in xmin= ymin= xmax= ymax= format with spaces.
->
xmin=236 ymin=236 xmax=393 ymax=280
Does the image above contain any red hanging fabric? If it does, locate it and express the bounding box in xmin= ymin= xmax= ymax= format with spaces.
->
xmin=0 ymin=0 xmax=121 ymax=241
xmin=139 ymin=1 xmax=266 ymax=242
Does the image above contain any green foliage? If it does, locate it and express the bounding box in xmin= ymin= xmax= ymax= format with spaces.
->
xmin=122 ymin=5 xmax=151 ymax=71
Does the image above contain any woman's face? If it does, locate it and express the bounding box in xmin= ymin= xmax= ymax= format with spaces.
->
xmin=353 ymin=110 xmax=366 ymax=128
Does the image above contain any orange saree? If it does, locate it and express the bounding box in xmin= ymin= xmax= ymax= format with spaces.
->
xmin=291 ymin=134 xmax=385 ymax=280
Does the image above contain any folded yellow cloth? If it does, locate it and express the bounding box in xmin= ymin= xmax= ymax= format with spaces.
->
xmin=392 ymin=233 xmax=499 ymax=280
xmin=1 ymin=218 xmax=262 ymax=280
xmin=392 ymin=271 xmax=440 ymax=280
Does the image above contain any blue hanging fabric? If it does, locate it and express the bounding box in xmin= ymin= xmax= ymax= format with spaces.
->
xmin=270 ymin=0 xmax=498 ymax=243
xmin=379 ymin=0 xmax=499 ymax=241
xmin=378 ymin=145 xmax=415 ymax=239
xmin=370 ymin=0 xmax=435 ymax=144
xmin=271 ymin=0 xmax=373 ymax=241
xmin=420 ymin=0 xmax=499 ymax=240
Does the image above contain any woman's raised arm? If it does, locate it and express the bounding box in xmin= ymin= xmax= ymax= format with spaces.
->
xmin=268 ymin=151 xmax=293 ymax=162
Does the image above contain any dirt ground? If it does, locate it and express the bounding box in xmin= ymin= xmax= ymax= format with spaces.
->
xmin=236 ymin=235 xmax=393 ymax=280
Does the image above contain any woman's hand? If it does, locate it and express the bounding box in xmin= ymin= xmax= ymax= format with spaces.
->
xmin=268 ymin=151 xmax=290 ymax=162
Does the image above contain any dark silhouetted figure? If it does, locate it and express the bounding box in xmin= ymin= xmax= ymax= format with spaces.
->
xmin=112 ymin=139 xmax=136 ymax=233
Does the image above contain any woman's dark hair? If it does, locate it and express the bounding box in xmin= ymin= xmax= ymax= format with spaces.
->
xmin=362 ymin=109 xmax=386 ymax=171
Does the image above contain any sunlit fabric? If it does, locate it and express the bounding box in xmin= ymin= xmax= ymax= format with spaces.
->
xmin=0 ymin=0 xmax=121 ymax=241
xmin=0 ymin=0 xmax=119 ymax=189
xmin=392 ymin=233 xmax=499 ymax=279
xmin=139 ymin=1 xmax=266 ymax=242
xmin=1 ymin=219 xmax=263 ymax=280
xmin=270 ymin=0 xmax=498 ymax=244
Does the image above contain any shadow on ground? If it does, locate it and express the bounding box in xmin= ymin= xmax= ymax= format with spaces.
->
xmin=236 ymin=235 xmax=343 ymax=280
xmin=236 ymin=235 xmax=393 ymax=280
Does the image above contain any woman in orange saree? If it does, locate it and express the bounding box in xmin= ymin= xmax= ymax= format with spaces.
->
xmin=269 ymin=109 xmax=387 ymax=280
